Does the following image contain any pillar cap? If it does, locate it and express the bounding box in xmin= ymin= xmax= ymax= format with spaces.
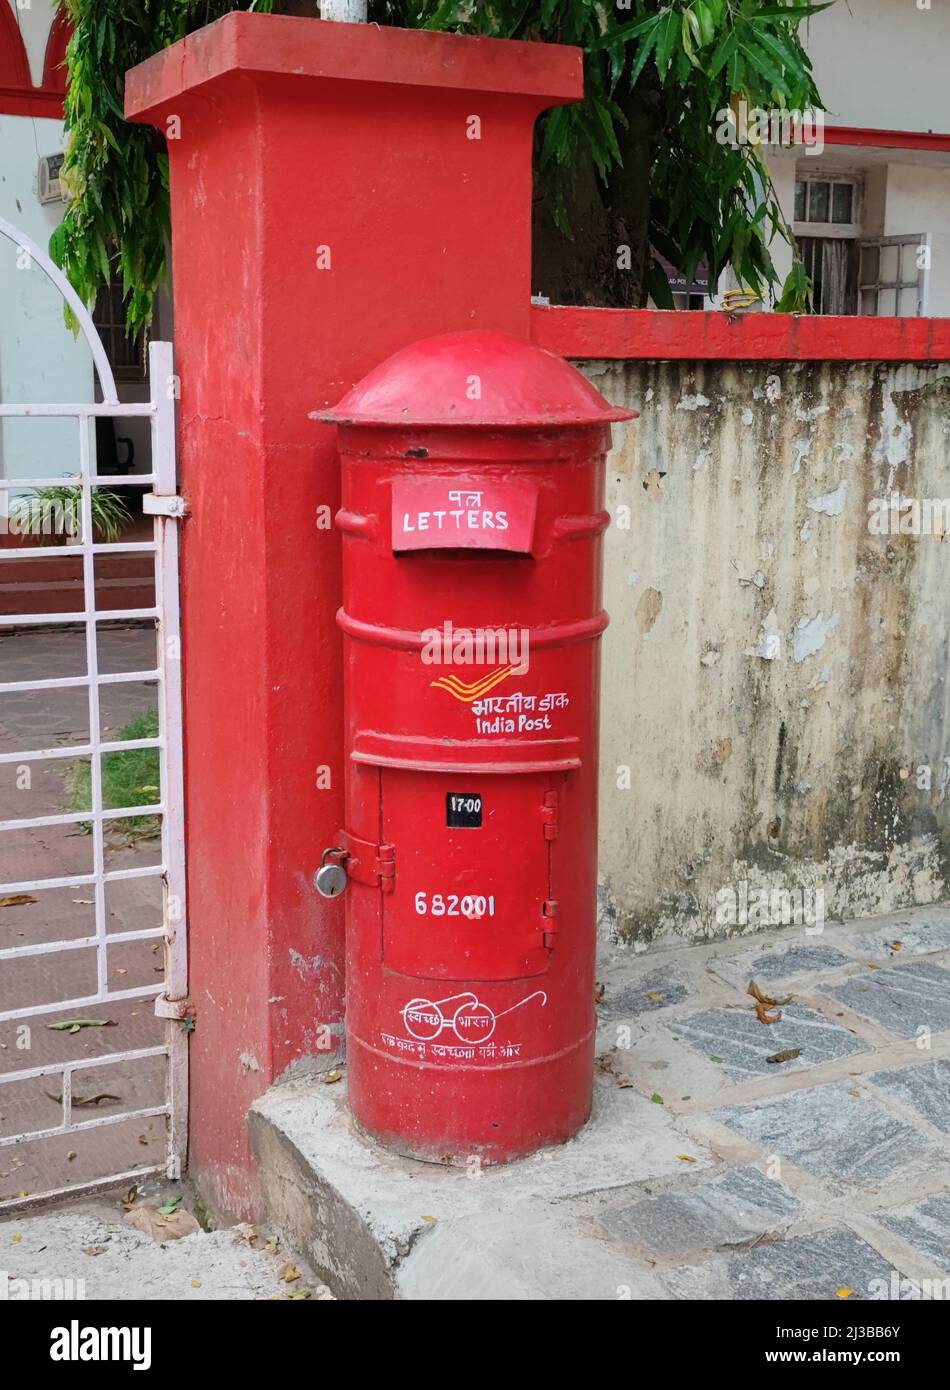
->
xmin=126 ymin=12 xmax=582 ymax=121
xmin=317 ymin=330 xmax=637 ymax=429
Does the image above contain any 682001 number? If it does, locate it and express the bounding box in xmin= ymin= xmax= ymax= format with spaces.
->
xmin=414 ymin=891 xmax=496 ymax=920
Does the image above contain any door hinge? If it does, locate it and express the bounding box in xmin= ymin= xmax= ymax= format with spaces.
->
xmin=541 ymin=790 xmax=558 ymax=841
xmin=339 ymin=830 xmax=395 ymax=893
xmin=542 ymin=898 xmax=558 ymax=949
xmin=155 ymin=993 xmax=195 ymax=1024
xmin=143 ymin=494 xmax=189 ymax=519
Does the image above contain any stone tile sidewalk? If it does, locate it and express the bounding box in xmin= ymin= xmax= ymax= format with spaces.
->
xmin=252 ymin=903 xmax=950 ymax=1300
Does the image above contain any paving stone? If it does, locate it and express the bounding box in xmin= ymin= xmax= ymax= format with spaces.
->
xmin=723 ymin=1227 xmax=896 ymax=1301
xmin=714 ymin=941 xmax=852 ymax=987
xmin=848 ymin=919 xmax=950 ymax=961
xmin=602 ymin=1166 xmax=799 ymax=1255
xmin=878 ymin=1194 xmax=950 ymax=1274
xmin=670 ymin=1002 xmax=865 ymax=1080
xmin=716 ymin=1082 xmax=932 ymax=1181
xmin=743 ymin=942 xmax=852 ymax=980
xmin=602 ymin=968 xmax=690 ymax=1015
xmin=826 ymin=961 xmax=950 ymax=1039
xmin=869 ymin=1060 xmax=950 ymax=1133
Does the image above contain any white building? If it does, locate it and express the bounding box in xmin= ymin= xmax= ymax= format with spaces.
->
xmin=0 ymin=0 xmax=161 ymax=500
xmin=746 ymin=1 xmax=950 ymax=316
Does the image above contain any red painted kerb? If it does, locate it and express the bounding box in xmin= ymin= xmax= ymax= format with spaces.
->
xmin=125 ymin=12 xmax=581 ymax=1220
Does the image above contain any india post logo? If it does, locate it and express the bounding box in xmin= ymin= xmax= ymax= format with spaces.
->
xmin=421 ymin=622 xmax=529 ymax=702
xmin=430 ymin=665 xmax=515 ymax=703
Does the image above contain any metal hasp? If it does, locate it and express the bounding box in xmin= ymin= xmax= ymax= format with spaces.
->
xmin=318 ymin=330 xmax=636 ymax=1164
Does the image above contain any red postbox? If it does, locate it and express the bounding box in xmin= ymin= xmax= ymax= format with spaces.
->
xmin=317 ymin=330 xmax=635 ymax=1164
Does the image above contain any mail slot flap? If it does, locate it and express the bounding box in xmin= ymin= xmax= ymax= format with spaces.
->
xmin=391 ymin=477 xmax=538 ymax=553
xmin=352 ymin=729 xmax=581 ymax=774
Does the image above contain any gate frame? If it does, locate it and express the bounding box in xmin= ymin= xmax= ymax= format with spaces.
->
xmin=0 ymin=215 xmax=187 ymax=1210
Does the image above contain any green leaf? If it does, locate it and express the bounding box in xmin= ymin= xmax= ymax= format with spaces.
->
xmin=591 ymin=11 xmax=661 ymax=50
xmin=626 ymin=23 xmax=661 ymax=92
xmin=645 ymin=260 xmax=676 ymax=310
xmin=752 ymin=3 xmax=834 ymax=17
xmin=708 ymin=29 xmax=737 ymax=79
xmin=654 ymin=9 xmax=680 ymax=78
xmin=739 ymin=38 xmax=791 ymax=96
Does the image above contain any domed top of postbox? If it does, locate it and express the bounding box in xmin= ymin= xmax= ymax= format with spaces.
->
xmin=318 ymin=330 xmax=636 ymax=429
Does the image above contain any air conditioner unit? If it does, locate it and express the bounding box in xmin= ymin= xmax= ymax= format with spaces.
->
xmin=37 ymin=153 xmax=67 ymax=205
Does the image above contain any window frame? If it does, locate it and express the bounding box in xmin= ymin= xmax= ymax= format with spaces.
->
xmin=793 ymin=171 xmax=863 ymax=241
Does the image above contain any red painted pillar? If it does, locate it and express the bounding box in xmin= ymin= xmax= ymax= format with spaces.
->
xmin=125 ymin=13 xmax=581 ymax=1218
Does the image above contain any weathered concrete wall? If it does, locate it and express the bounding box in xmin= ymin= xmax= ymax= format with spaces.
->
xmin=581 ymin=358 xmax=950 ymax=944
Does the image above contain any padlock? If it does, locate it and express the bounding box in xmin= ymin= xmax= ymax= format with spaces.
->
xmin=313 ymin=848 xmax=348 ymax=898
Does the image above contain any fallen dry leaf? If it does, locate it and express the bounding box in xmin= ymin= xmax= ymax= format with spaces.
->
xmin=865 ymin=963 xmax=880 ymax=971
xmin=123 ymin=1203 xmax=200 ymax=1244
xmin=836 ymin=1287 xmax=854 ymax=1299
xmin=81 ymin=1246 xmax=107 ymax=1257
xmin=322 ymin=1070 xmax=342 ymax=1084
xmin=766 ymin=1048 xmax=801 ymax=1064
xmin=647 ymin=992 xmax=663 ymax=1002
xmin=615 ymin=1077 xmax=634 ymax=1089
xmin=677 ymin=1154 xmax=696 ymax=1163
xmin=594 ymin=983 xmax=605 ymax=1004
xmin=755 ymin=1002 xmax=781 ymax=1025
xmin=46 ymin=1091 xmax=121 ymax=1107
xmin=747 ymin=980 xmax=791 ymax=1009
xmin=47 ymin=1019 xmax=114 ymax=1034
xmin=0 ymin=895 xmax=36 ymax=908
xmin=279 ymin=1264 xmax=301 ymax=1283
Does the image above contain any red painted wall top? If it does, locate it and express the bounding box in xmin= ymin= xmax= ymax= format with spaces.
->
xmin=125 ymin=12 xmax=582 ymax=121
xmin=531 ymin=305 xmax=950 ymax=363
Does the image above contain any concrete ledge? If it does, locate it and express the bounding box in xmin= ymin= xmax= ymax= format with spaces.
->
xmin=248 ymin=1072 xmax=708 ymax=1301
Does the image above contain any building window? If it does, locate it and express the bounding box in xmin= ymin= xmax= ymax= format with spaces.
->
xmin=857 ymin=235 xmax=926 ymax=317
xmin=92 ymin=274 xmax=148 ymax=382
xmin=794 ymin=173 xmax=862 ymax=315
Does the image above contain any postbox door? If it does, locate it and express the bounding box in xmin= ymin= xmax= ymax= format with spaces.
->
xmin=381 ymin=770 xmax=554 ymax=981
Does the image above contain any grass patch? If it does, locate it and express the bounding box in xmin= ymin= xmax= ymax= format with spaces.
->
xmin=68 ymin=710 xmax=161 ymax=840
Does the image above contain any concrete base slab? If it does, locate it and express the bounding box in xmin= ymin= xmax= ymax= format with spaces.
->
xmin=248 ymin=904 xmax=950 ymax=1300
xmin=248 ymin=1071 xmax=712 ymax=1300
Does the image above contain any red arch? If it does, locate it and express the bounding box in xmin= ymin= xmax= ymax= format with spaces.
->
xmin=0 ymin=2 xmax=32 ymax=89
xmin=42 ymin=7 xmax=71 ymax=94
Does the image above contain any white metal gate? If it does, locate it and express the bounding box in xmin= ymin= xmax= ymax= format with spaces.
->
xmin=0 ymin=217 xmax=186 ymax=1209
